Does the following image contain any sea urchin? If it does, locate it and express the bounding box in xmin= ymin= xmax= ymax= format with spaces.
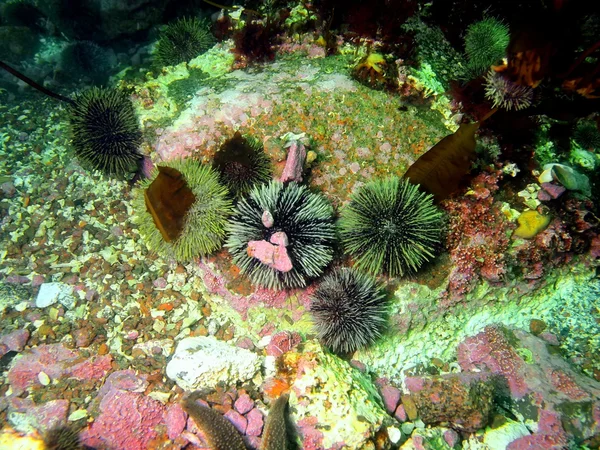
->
xmin=310 ymin=267 xmax=387 ymax=354
xmin=339 ymin=177 xmax=443 ymax=277
xmin=484 ymin=69 xmax=534 ymax=111
xmin=69 ymin=87 xmax=142 ymax=176
xmin=213 ymin=132 xmax=272 ymax=198
xmin=156 ymin=17 xmax=215 ymax=67
xmin=133 ymin=159 xmax=232 ymax=262
xmin=226 ymin=181 xmax=335 ymax=290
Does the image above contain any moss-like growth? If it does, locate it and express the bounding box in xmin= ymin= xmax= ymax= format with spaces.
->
xmin=339 ymin=177 xmax=443 ymax=277
xmin=155 ymin=17 xmax=215 ymax=67
xmin=133 ymin=159 xmax=232 ymax=261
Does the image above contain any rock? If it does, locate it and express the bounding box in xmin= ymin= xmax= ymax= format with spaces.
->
xmin=245 ymin=408 xmax=264 ymax=436
xmin=378 ymin=383 xmax=401 ymax=414
xmin=81 ymin=374 xmax=166 ymax=450
xmin=234 ymin=393 xmax=254 ymax=415
xmin=403 ymin=373 xmax=495 ymax=432
xmin=280 ymin=140 xmax=307 ymax=183
xmin=166 ymin=336 xmax=263 ymax=391
xmin=482 ymin=418 xmax=530 ymax=450
xmin=289 ymin=340 xmax=388 ymax=449
xmin=35 ymin=282 xmax=76 ymax=309
xmin=457 ymin=325 xmax=600 ymax=445
xmin=247 ymin=238 xmax=293 ymax=273
xmin=224 ymin=409 xmax=247 ymax=435
xmin=0 ymin=329 xmax=29 ymax=357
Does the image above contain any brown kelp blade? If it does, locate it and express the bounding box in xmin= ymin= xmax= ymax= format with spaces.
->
xmin=403 ymin=122 xmax=480 ymax=202
xmin=144 ymin=166 xmax=196 ymax=242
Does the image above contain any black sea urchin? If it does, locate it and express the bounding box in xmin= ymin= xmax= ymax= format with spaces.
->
xmin=43 ymin=425 xmax=82 ymax=450
xmin=213 ymin=132 xmax=272 ymax=198
xmin=156 ymin=17 xmax=215 ymax=67
xmin=310 ymin=267 xmax=387 ymax=354
xmin=339 ymin=177 xmax=443 ymax=277
xmin=226 ymin=181 xmax=335 ymax=290
xmin=69 ymin=87 xmax=142 ymax=176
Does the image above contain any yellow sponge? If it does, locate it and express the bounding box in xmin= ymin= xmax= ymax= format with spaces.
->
xmin=514 ymin=210 xmax=551 ymax=239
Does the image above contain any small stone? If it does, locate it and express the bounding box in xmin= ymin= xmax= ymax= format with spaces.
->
xmin=400 ymin=395 xmax=418 ymax=421
xmin=234 ymin=393 xmax=254 ymax=415
xmin=245 ymin=408 xmax=264 ymax=436
xmin=394 ymin=404 xmax=407 ymax=422
xmin=38 ymin=371 xmax=51 ymax=386
xmin=529 ymin=319 xmax=547 ymax=336
xmin=262 ymin=210 xmax=274 ymax=228
xmin=380 ymin=385 xmax=401 ymax=414
xmin=36 ymin=282 xmax=75 ymax=309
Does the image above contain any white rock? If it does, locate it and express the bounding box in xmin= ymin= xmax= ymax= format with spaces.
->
xmin=166 ymin=336 xmax=263 ymax=391
xmin=35 ymin=282 xmax=76 ymax=309
xmin=483 ymin=418 xmax=530 ymax=449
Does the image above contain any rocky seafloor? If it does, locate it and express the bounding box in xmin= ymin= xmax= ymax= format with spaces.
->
xmin=0 ymin=23 xmax=599 ymax=450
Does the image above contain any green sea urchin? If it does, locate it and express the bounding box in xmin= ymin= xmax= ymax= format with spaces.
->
xmin=213 ymin=132 xmax=272 ymax=198
xmin=465 ymin=18 xmax=510 ymax=73
xmin=133 ymin=159 xmax=232 ymax=262
xmin=69 ymin=87 xmax=142 ymax=176
xmin=156 ymin=17 xmax=215 ymax=67
xmin=310 ymin=267 xmax=387 ymax=354
xmin=339 ymin=177 xmax=443 ymax=277
xmin=226 ymin=181 xmax=335 ymax=290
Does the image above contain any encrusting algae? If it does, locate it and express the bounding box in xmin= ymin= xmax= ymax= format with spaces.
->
xmin=513 ymin=210 xmax=552 ymax=239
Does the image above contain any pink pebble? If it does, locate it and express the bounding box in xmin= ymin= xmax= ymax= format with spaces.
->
xmin=0 ymin=329 xmax=29 ymax=353
xmin=394 ymin=404 xmax=407 ymax=422
xmin=245 ymin=408 xmax=264 ymax=436
xmin=444 ymin=429 xmax=460 ymax=447
xmin=234 ymin=394 xmax=254 ymax=415
xmin=165 ymin=403 xmax=188 ymax=440
xmin=31 ymin=275 xmax=45 ymax=287
xmin=380 ymin=385 xmax=401 ymax=414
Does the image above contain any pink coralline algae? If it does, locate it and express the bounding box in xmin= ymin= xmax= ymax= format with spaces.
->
xmin=7 ymin=397 xmax=69 ymax=432
xmin=81 ymin=370 xmax=166 ymax=450
xmin=247 ymin=231 xmax=293 ymax=273
xmin=458 ymin=325 xmax=600 ymax=444
xmin=443 ymin=170 xmax=511 ymax=300
xmin=280 ymin=140 xmax=307 ymax=183
xmin=7 ymin=343 xmax=112 ymax=395
xmin=266 ymin=331 xmax=302 ymax=357
xmin=507 ymin=410 xmax=568 ymax=450
xmin=198 ymin=260 xmax=314 ymax=319
xmin=458 ymin=326 xmax=531 ymax=398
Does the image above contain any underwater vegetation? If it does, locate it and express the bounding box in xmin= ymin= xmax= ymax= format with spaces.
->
xmin=339 ymin=177 xmax=443 ymax=277
xmin=226 ymin=181 xmax=336 ymax=290
xmin=212 ymin=132 xmax=272 ymax=199
xmin=133 ymin=159 xmax=232 ymax=262
xmin=310 ymin=267 xmax=387 ymax=354
xmin=69 ymin=87 xmax=143 ymax=176
xmin=155 ymin=17 xmax=215 ymax=67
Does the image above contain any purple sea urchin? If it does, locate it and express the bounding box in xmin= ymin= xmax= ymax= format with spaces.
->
xmin=484 ymin=69 xmax=534 ymax=111
xmin=226 ymin=181 xmax=335 ymax=290
xmin=310 ymin=267 xmax=387 ymax=354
